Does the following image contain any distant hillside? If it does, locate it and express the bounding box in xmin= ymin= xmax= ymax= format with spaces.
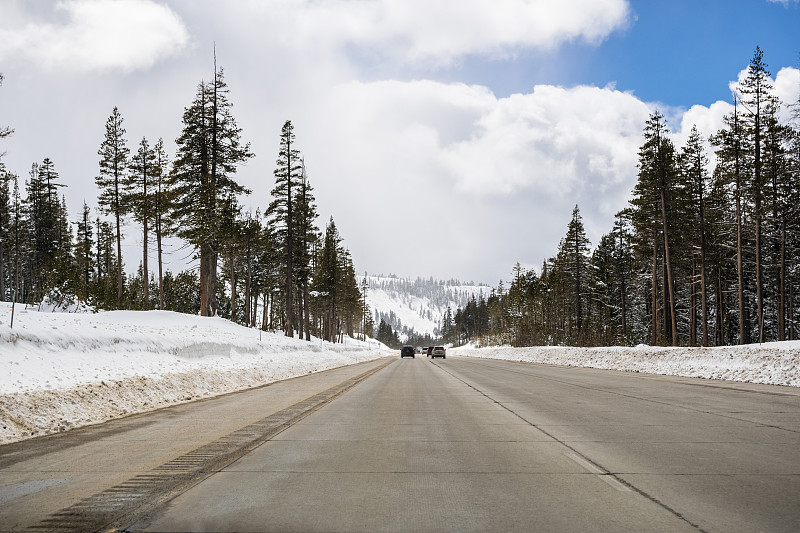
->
xmin=365 ymin=275 xmax=490 ymax=341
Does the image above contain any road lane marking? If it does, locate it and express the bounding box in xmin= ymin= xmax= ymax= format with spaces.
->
xmin=432 ymin=359 xmax=710 ymax=532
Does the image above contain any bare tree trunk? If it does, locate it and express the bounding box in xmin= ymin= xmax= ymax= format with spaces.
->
xmin=142 ymin=158 xmax=149 ymax=309
xmin=689 ymin=256 xmax=697 ymax=347
xmin=789 ymin=279 xmax=795 ymax=341
xmin=115 ymin=204 xmax=123 ymax=304
xmin=652 ymin=237 xmax=659 ymax=346
xmin=229 ymin=253 xmax=237 ymax=322
xmin=778 ymin=218 xmax=786 ymax=340
xmin=157 ymin=229 xmax=164 ymax=310
xmin=716 ymin=266 xmax=724 ymax=346
xmin=262 ymin=292 xmax=268 ymax=330
xmin=733 ymin=104 xmax=748 ymax=344
xmin=659 ymin=188 xmax=678 ymax=346
xmin=303 ymin=279 xmax=311 ymax=341
xmin=200 ymin=245 xmax=218 ymax=317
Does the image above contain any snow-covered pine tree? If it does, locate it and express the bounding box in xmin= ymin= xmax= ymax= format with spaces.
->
xmin=738 ymin=46 xmax=780 ymax=343
xmin=631 ymin=112 xmax=679 ymax=346
xmin=677 ymin=126 xmax=712 ymax=345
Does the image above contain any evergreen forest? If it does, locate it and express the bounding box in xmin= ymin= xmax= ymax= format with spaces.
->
xmin=447 ymin=48 xmax=800 ymax=348
xmin=2 ymin=47 xmax=799 ymax=349
xmin=0 ymin=64 xmax=367 ymax=342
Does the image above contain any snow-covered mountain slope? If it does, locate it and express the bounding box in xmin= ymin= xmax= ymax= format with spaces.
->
xmin=364 ymin=275 xmax=491 ymax=339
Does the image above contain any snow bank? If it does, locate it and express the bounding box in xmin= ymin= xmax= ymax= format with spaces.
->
xmin=0 ymin=303 xmax=389 ymax=445
xmin=453 ymin=342 xmax=800 ymax=387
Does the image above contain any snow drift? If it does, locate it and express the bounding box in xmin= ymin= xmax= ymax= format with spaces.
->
xmin=453 ymin=342 xmax=800 ymax=387
xmin=0 ymin=302 xmax=389 ymax=445
xmin=3 ymin=299 xmax=799 ymax=447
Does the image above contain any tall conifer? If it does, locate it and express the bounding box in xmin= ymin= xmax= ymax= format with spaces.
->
xmin=172 ymin=59 xmax=252 ymax=316
xmin=96 ymin=107 xmax=129 ymax=305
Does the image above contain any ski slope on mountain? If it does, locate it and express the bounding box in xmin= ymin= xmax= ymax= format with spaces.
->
xmin=365 ymin=275 xmax=490 ymax=338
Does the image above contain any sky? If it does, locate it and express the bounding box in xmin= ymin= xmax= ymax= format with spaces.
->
xmin=0 ymin=0 xmax=799 ymax=286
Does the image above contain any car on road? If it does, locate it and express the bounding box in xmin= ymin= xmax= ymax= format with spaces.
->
xmin=426 ymin=346 xmax=434 ymax=357
xmin=431 ymin=346 xmax=446 ymax=358
xmin=400 ymin=345 xmax=416 ymax=358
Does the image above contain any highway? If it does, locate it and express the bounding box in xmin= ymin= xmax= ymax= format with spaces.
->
xmin=1 ymin=355 xmax=799 ymax=532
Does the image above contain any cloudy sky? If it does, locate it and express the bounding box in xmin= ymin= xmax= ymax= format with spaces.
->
xmin=0 ymin=0 xmax=799 ymax=285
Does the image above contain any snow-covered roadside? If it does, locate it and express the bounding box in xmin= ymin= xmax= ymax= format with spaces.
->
xmin=0 ymin=303 xmax=389 ymax=445
xmin=452 ymin=342 xmax=800 ymax=387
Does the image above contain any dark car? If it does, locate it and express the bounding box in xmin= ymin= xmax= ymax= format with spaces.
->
xmin=426 ymin=346 xmax=434 ymax=357
xmin=400 ymin=345 xmax=415 ymax=358
xmin=431 ymin=346 xmax=446 ymax=359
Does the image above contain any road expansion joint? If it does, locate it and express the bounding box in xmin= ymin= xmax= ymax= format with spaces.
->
xmin=24 ymin=358 xmax=393 ymax=533
xmin=430 ymin=360 xmax=708 ymax=533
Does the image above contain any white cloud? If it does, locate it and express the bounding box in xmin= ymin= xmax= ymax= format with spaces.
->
xmin=240 ymin=0 xmax=630 ymax=67
xmin=298 ymin=79 xmax=653 ymax=280
xmin=440 ymin=84 xmax=649 ymax=197
xmin=313 ymin=79 xmax=649 ymax=198
xmin=775 ymin=67 xmax=800 ymax=117
xmin=0 ymin=0 xmax=189 ymax=72
xmin=306 ymin=68 xmax=798 ymax=280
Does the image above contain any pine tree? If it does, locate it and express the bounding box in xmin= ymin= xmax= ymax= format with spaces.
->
xmin=151 ymin=138 xmax=174 ymax=310
xmin=711 ymin=99 xmax=749 ymax=343
xmin=74 ymin=202 xmax=94 ymax=301
xmin=9 ymin=174 xmax=24 ymax=302
xmin=267 ymin=120 xmax=303 ymax=336
xmin=561 ymin=205 xmax=592 ymax=342
xmin=96 ymin=106 xmax=129 ymax=305
xmin=631 ymin=112 xmax=679 ymax=345
xmin=172 ymin=60 xmax=253 ymax=316
xmin=763 ymin=94 xmax=790 ymax=341
xmin=312 ymin=217 xmax=341 ymax=342
xmin=0 ymin=168 xmax=10 ymax=300
xmin=0 ymin=73 xmax=12 ymax=157
xmin=738 ymin=46 xmax=779 ymax=343
xmin=128 ymin=137 xmax=156 ymax=308
xmin=95 ymin=219 xmax=119 ymax=306
xmin=787 ymin=66 xmax=800 ymax=340
xmin=23 ymin=159 xmax=67 ymax=300
xmin=442 ymin=306 xmax=453 ymax=340
xmin=678 ymin=126 xmax=712 ymax=345
xmin=296 ymin=159 xmax=319 ymax=341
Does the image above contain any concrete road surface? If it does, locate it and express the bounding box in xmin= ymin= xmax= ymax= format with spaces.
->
xmin=2 ymin=355 xmax=798 ymax=532
xmin=134 ymin=356 xmax=800 ymax=533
